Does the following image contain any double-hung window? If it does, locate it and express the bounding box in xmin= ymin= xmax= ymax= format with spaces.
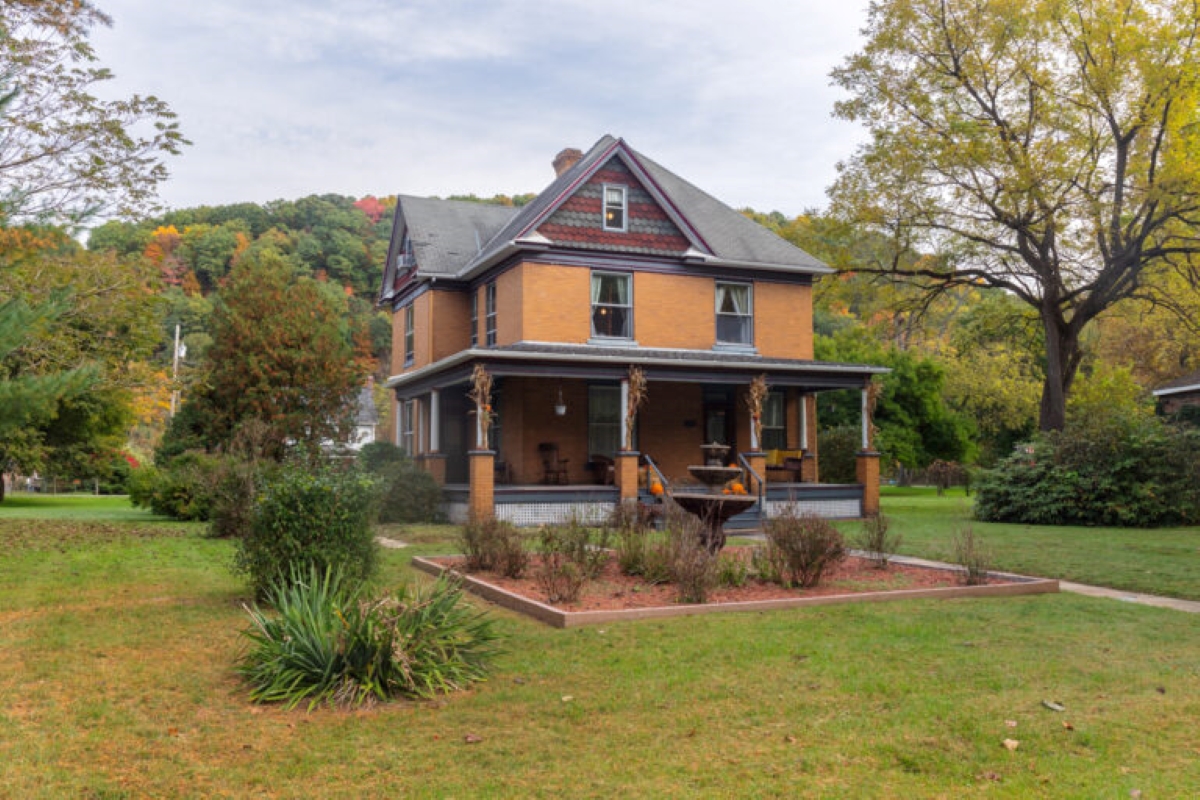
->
xmin=403 ymin=304 xmax=415 ymax=366
xmin=398 ymin=400 xmax=415 ymax=455
xmin=715 ymin=281 xmax=753 ymax=346
xmin=591 ymin=272 xmax=632 ymax=339
xmin=761 ymin=391 xmax=787 ymax=451
xmin=485 ymin=282 xmax=497 ymax=347
xmin=603 ymin=184 xmax=627 ymax=231
xmin=470 ymin=290 xmax=478 ymax=347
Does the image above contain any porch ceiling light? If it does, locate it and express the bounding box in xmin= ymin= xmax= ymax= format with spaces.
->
xmin=554 ymin=385 xmax=567 ymax=416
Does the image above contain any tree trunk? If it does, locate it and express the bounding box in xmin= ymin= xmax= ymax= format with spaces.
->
xmin=1038 ymin=310 xmax=1082 ymax=432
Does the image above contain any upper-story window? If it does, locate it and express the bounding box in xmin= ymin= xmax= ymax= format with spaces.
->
xmin=485 ymin=281 xmax=497 ymax=347
xmin=603 ymin=184 xmax=627 ymax=231
xmin=715 ymin=281 xmax=753 ymax=346
xmin=470 ymin=290 xmax=478 ymax=347
xmin=403 ymin=304 xmax=415 ymax=365
xmin=591 ymin=272 xmax=632 ymax=339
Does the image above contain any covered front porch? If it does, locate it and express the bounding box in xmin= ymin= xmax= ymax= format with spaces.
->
xmin=388 ymin=344 xmax=887 ymax=525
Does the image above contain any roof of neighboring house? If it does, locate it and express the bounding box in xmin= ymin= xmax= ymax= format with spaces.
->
xmin=382 ymin=135 xmax=829 ymax=301
xmin=1153 ymin=368 xmax=1200 ymax=397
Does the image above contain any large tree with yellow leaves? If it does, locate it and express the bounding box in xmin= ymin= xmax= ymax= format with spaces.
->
xmin=830 ymin=0 xmax=1200 ymax=430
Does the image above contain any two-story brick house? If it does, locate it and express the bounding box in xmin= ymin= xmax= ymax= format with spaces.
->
xmin=379 ymin=135 xmax=885 ymax=525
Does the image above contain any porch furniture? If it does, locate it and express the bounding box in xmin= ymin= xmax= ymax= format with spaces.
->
xmin=588 ymin=454 xmax=615 ymax=485
xmin=494 ymin=460 xmax=513 ymax=485
xmin=766 ymin=449 xmax=805 ymax=481
xmin=538 ymin=442 xmax=569 ymax=485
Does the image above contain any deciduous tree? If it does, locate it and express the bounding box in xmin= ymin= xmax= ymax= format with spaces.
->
xmin=830 ymin=0 xmax=1200 ymax=430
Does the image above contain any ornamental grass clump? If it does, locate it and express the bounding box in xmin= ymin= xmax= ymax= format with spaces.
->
xmin=535 ymin=525 xmax=588 ymax=604
xmin=238 ymin=566 xmax=501 ymax=709
xmin=761 ymin=507 xmax=846 ymax=588
xmin=952 ymin=525 xmax=991 ymax=586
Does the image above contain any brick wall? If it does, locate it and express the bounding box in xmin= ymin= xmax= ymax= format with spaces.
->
xmin=755 ymin=281 xmax=812 ymax=359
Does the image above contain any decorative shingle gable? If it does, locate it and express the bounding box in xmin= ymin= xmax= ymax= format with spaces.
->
xmin=536 ymin=156 xmax=692 ymax=257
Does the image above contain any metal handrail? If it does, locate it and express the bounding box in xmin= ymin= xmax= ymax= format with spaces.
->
xmin=642 ymin=453 xmax=669 ymax=497
xmin=737 ymin=452 xmax=765 ymax=527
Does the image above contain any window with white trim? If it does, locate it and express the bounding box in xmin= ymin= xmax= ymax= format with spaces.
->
xmin=470 ymin=290 xmax=478 ymax=347
xmin=716 ymin=281 xmax=753 ymax=346
xmin=485 ymin=281 xmax=497 ymax=347
xmin=399 ymin=399 xmax=415 ymax=455
xmin=603 ymin=184 xmax=627 ymax=231
xmin=591 ymin=272 xmax=632 ymax=339
xmin=403 ymin=304 xmax=414 ymax=366
xmin=762 ymin=390 xmax=786 ymax=451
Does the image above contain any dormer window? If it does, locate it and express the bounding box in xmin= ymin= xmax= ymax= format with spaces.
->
xmin=397 ymin=234 xmax=415 ymax=269
xmin=603 ymin=184 xmax=627 ymax=231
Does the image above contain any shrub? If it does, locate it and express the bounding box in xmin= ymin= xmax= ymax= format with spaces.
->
xmin=208 ymin=456 xmax=277 ymax=539
xmin=535 ymin=526 xmax=588 ymax=604
xmin=666 ymin=519 xmax=718 ymax=604
xmin=715 ymin=552 xmax=749 ymax=588
xmin=761 ymin=507 xmax=846 ymax=588
xmin=459 ymin=517 xmax=528 ymax=578
xmin=975 ymin=415 xmax=1200 ymax=526
xmin=359 ymin=443 xmax=443 ymax=524
xmin=951 ymin=526 xmax=990 ymax=586
xmin=816 ymin=425 xmax=860 ymax=484
xmin=234 ymin=461 xmax=379 ymax=598
xmin=238 ymin=566 xmax=501 ymax=709
xmin=852 ymin=512 xmax=902 ymax=569
xmin=127 ymin=452 xmax=221 ymax=520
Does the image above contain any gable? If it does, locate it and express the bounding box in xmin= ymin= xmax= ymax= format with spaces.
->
xmin=535 ymin=155 xmax=692 ymax=257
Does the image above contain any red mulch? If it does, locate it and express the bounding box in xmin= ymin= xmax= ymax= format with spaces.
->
xmin=431 ymin=551 xmax=995 ymax=612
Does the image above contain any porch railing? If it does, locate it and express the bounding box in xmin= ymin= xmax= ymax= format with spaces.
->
xmin=737 ymin=451 xmax=765 ymax=529
xmin=642 ymin=453 xmax=669 ymax=497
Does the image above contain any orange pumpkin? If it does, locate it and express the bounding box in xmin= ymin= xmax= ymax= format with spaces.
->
xmin=730 ymin=482 xmax=747 ymax=495
xmin=650 ymin=482 xmax=664 ymax=497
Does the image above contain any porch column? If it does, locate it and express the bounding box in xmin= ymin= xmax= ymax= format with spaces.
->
xmin=800 ymin=394 xmax=819 ymax=483
xmin=616 ymin=450 xmax=640 ymax=504
xmin=857 ymin=450 xmax=880 ymax=517
xmin=393 ymin=393 xmax=402 ymax=447
xmin=619 ymin=378 xmax=630 ymax=448
xmin=469 ymin=449 xmax=495 ymax=521
xmin=857 ymin=385 xmax=880 ymax=516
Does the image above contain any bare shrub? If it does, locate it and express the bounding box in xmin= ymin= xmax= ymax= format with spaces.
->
xmin=535 ymin=526 xmax=587 ymax=603
xmin=762 ymin=507 xmax=846 ymax=588
xmin=459 ymin=517 xmax=528 ymax=578
xmin=852 ymin=512 xmax=902 ymax=569
xmin=952 ymin=526 xmax=990 ymax=585
xmin=667 ymin=518 xmax=717 ymax=604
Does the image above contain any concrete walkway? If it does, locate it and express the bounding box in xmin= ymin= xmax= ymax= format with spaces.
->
xmin=883 ymin=552 xmax=1200 ymax=614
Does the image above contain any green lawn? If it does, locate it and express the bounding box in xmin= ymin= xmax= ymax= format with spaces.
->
xmin=0 ymin=492 xmax=174 ymax=522
xmin=1 ymin=498 xmax=1199 ymax=797
xmin=868 ymin=487 xmax=1200 ymax=600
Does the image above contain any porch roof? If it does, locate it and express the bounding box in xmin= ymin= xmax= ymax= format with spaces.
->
xmin=386 ymin=342 xmax=887 ymax=397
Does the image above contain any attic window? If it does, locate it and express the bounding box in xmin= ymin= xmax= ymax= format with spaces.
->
xmin=398 ymin=234 xmax=415 ymax=269
xmin=603 ymin=184 xmax=627 ymax=231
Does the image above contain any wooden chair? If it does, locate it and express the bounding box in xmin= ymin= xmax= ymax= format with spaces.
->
xmin=588 ymin=453 xmax=615 ymax=485
xmin=538 ymin=442 xmax=569 ymax=485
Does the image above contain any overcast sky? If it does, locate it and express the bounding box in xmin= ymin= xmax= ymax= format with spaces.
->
xmin=90 ymin=0 xmax=872 ymax=218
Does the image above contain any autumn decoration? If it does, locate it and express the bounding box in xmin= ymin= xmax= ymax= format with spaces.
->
xmin=624 ymin=365 xmax=646 ymax=451
xmin=747 ymin=373 xmax=768 ymax=451
xmin=468 ymin=364 xmax=494 ymax=448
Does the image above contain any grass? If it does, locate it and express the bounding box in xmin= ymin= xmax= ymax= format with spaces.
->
xmin=868 ymin=487 xmax=1200 ymax=600
xmin=0 ymin=492 xmax=174 ymax=522
xmin=2 ymin=497 xmax=1199 ymax=797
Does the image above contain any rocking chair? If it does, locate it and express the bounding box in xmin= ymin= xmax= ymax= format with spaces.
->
xmin=538 ymin=442 xmax=569 ymax=485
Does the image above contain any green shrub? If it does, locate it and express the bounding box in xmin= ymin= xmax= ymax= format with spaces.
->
xmin=715 ymin=552 xmax=749 ymax=588
xmin=761 ymin=507 xmax=846 ymax=588
xmin=234 ymin=461 xmax=379 ymax=598
xmin=359 ymin=443 xmax=443 ymax=524
xmin=208 ymin=456 xmax=276 ymax=539
xmin=816 ymin=425 xmax=859 ymax=484
xmin=238 ymin=566 xmax=501 ymax=709
xmin=127 ymin=451 xmax=221 ymax=520
xmin=459 ymin=517 xmax=528 ymax=578
xmin=975 ymin=415 xmax=1200 ymax=526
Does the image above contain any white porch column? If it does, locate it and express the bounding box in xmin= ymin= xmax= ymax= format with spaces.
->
xmin=619 ymin=378 xmax=630 ymax=449
xmin=429 ymin=389 xmax=440 ymax=452
xmin=799 ymin=392 xmax=809 ymax=450
xmin=394 ymin=395 xmax=402 ymax=447
xmin=861 ymin=387 xmax=870 ymax=450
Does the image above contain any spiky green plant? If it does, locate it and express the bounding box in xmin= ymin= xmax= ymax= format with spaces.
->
xmin=238 ymin=566 xmax=501 ymax=709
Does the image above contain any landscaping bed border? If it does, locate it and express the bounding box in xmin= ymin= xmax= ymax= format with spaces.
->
xmin=411 ymin=555 xmax=1060 ymax=629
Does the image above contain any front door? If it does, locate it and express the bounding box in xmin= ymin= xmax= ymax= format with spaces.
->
xmin=702 ymin=389 xmax=736 ymax=457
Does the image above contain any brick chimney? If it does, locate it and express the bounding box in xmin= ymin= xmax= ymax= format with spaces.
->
xmin=552 ymin=147 xmax=583 ymax=177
